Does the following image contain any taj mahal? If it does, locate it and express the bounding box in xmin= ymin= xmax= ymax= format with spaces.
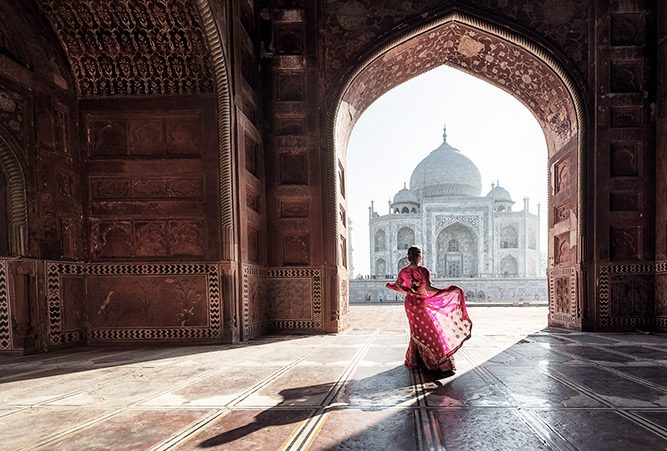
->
xmin=350 ymin=126 xmax=547 ymax=303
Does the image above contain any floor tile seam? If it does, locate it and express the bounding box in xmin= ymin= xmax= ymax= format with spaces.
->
xmin=542 ymin=347 xmax=667 ymax=394
xmin=0 ymin=406 xmax=30 ymax=418
xmin=319 ymin=329 xmax=382 ymax=407
xmin=553 ymin=342 xmax=667 ymax=362
xmin=464 ymin=359 xmax=575 ymax=451
xmin=0 ymin=348 xmax=124 ymax=368
xmin=226 ymin=335 xmax=345 ymax=408
xmin=456 ymin=350 xmax=516 ymax=406
xmin=280 ymin=330 xmax=381 ymax=451
xmin=595 ymin=365 xmax=667 ymax=393
xmin=281 ymin=409 xmax=330 ymax=451
xmin=128 ymin=364 xmax=254 ymax=408
xmin=533 ymin=365 xmax=618 ymax=408
xmin=12 ymin=366 xmax=167 ymax=408
xmin=146 ymin=408 xmax=230 ymax=451
xmin=423 ymin=405 xmax=446 ymax=450
xmin=614 ymin=409 xmax=667 ymax=440
xmin=412 ymin=408 xmax=427 ymax=451
xmin=513 ymin=409 xmax=575 ymax=451
xmin=411 ymin=368 xmax=426 ymax=408
xmin=20 ymin=407 xmax=127 ymax=451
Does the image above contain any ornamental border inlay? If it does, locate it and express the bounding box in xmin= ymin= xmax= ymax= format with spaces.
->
xmin=47 ymin=262 xmax=222 ymax=344
xmin=598 ymin=263 xmax=655 ymax=328
xmin=241 ymin=264 xmax=269 ymax=339
xmin=0 ymin=260 xmax=11 ymax=350
xmin=269 ymin=267 xmax=322 ymax=330
xmin=547 ymin=266 xmax=577 ymax=323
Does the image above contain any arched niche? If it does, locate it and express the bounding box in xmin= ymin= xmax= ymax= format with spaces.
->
xmin=374 ymin=229 xmax=387 ymax=252
xmin=500 ymin=225 xmax=519 ymax=249
xmin=436 ymin=223 xmax=478 ymax=278
xmin=397 ymin=257 xmax=409 ymax=272
xmin=0 ymin=134 xmax=27 ymax=256
xmin=500 ymin=255 xmax=519 ymax=276
xmin=327 ymin=8 xmax=587 ymax=330
xmin=375 ymin=258 xmax=386 ymax=276
xmin=396 ymin=226 xmax=415 ymax=250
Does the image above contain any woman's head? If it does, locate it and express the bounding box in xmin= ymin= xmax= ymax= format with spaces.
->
xmin=407 ymin=246 xmax=422 ymax=265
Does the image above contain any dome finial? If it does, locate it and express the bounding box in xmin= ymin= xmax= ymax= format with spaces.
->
xmin=403 ymin=182 xmax=406 ymax=189
xmin=442 ymin=123 xmax=447 ymax=142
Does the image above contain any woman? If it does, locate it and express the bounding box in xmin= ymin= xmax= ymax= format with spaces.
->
xmin=386 ymin=246 xmax=472 ymax=373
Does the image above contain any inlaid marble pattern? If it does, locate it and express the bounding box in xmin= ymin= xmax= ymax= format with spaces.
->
xmin=0 ymin=306 xmax=665 ymax=450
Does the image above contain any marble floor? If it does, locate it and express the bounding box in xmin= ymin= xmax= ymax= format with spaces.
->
xmin=1 ymin=306 xmax=666 ymax=450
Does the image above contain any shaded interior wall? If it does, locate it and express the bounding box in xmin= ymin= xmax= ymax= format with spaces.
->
xmin=656 ymin=2 xmax=667 ymax=332
xmin=78 ymin=95 xmax=222 ymax=343
xmin=0 ymin=170 xmax=7 ymax=255
xmin=0 ymin=2 xmax=82 ymax=353
xmin=231 ymin=0 xmax=270 ymax=340
xmin=264 ymin=1 xmax=327 ymax=333
xmin=0 ymin=0 xmax=248 ymax=352
xmin=592 ymin=1 xmax=658 ymax=331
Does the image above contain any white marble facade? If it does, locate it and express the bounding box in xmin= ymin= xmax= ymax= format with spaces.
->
xmin=368 ymin=127 xmax=542 ymax=278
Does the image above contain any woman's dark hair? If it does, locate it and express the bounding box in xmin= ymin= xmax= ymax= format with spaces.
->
xmin=407 ymin=246 xmax=421 ymax=263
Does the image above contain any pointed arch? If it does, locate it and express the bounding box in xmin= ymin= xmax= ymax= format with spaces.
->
xmin=0 ymin=134 xmax=27 ymax=256
xmin=326 ymin=7 xmax=588 ymax=330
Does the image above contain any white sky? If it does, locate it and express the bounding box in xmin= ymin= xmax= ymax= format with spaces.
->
xmin=347 ymin=65 xmax=548 ymax=276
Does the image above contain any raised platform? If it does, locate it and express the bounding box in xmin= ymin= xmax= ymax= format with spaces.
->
xmin=350 ymin=277 xmax=548 ymax=303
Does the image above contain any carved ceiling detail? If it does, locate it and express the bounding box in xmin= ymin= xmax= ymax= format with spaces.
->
xmin=37 ymin=0 xmax=214 ymax=97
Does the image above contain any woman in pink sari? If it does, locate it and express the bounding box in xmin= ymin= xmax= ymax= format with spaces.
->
xmin=386 ymin=246 xmax=472 ymax=373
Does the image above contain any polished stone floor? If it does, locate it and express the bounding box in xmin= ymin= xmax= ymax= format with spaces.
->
xmin=1 ymin=306 xmax=666 ymax=450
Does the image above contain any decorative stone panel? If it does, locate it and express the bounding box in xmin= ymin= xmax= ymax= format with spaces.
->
xmin=548 ymin=266 xmax=578 ymax=329
xmin=598 ymin=263 xmax=655 ymax=330
xmin=47 ymin=262 xmax=221 ymax=344
xmin=268 ymin=268 xmax=322 ymax=331
xmin=242 ymin=264 xmax=269 ymax=339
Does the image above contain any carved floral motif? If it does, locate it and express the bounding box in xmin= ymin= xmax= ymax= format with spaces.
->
xmin=38 ymin=0 xmax=214 ymax=96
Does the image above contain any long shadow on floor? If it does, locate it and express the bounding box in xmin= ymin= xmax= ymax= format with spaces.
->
xmin=196 ymin=366 xmax=447 ymax=449
xmin=0 ymin=335 xmax=322 ymax=384
xmin=192 ymin=329 xmax=667 ymax=450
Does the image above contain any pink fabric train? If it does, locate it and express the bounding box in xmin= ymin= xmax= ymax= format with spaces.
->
xmin=386 ymin=265 xmax=472 ymax=372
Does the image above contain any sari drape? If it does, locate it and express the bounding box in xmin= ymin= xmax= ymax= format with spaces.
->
xmin=386 ymin=265 xmax=472 ymax=372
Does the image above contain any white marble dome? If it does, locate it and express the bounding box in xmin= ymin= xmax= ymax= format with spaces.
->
xmin=409 ymin=137 xmax=482 ymax=198
xmin=486 ymin=184 xmax=512 ymax=201
xmin=392 ymin=186 xmax=419 ymax=205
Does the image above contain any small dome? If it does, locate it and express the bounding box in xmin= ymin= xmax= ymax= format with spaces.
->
xmin=486 ymin=184 xmax=512 ymax=202
xmin=392 ymin=186 xmax=419 ymax=205
xmin=409 ymin=127 xmax=482 ymax=198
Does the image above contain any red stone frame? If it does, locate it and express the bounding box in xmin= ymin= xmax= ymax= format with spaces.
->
xmin=324 ymin=10 xmax=587 ymax=330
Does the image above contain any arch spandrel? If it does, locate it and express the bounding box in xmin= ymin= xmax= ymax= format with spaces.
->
xmin=329 ymin=9 xmax=586 ymax=331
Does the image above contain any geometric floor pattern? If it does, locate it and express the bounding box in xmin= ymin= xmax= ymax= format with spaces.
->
xmin=1 ymin=306 xmax=666 ymax=450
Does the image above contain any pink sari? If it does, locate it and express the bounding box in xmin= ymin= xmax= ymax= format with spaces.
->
xmin=387 ymin=265 xmax=472 ymax=372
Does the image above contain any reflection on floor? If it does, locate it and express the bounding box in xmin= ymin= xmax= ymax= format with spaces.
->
xmin=1 ymin=306 xmax=666 ymax=450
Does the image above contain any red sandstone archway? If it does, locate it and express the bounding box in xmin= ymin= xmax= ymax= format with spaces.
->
xmin=325 ymin=10 xmax=587 ymax=330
